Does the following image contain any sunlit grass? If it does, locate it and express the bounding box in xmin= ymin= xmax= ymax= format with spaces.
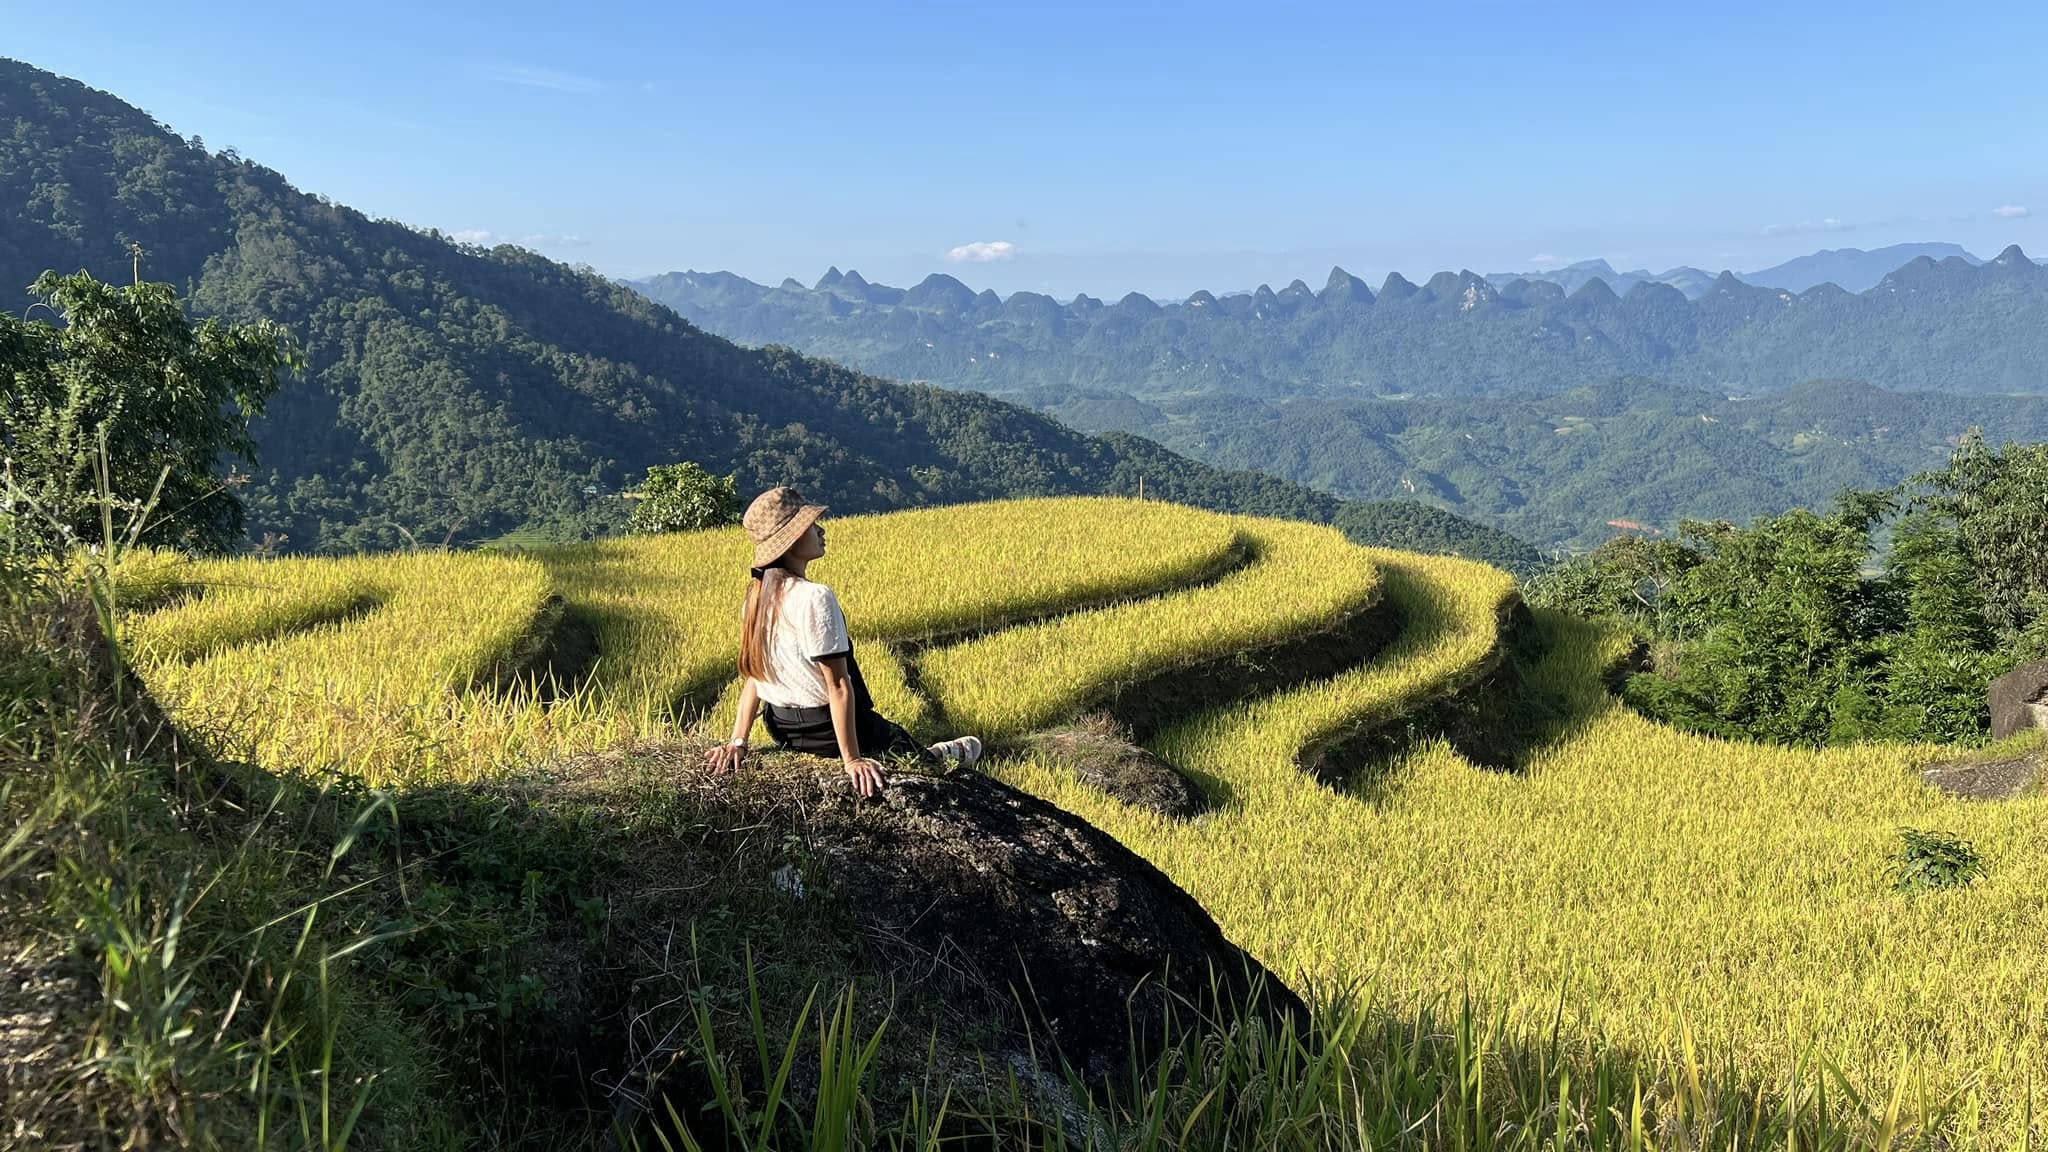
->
xmin=919 ymin=518 xmax=1381 ymax=738
xmin=540 ymin=496 xmax=1243 ymax=721
xmin=117 ymin=499 xmax=2048 ymax=1142
xmin=993 ymin=551 xmax=2048 ymax=1145
xmin=132 ymin=551 xmax=565 ymax=782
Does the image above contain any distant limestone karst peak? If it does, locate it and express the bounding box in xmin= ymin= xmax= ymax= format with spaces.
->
xmin=1321 ymin=266 xmax=1375 ymax=305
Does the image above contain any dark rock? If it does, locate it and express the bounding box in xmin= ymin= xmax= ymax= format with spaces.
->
xmin=811 ymin=763 xmax=1299 ymax=1078
xmin=1990 ymin=661 xmax=2048 ymax=740
xmin=1920 ymin=751 xmax=2042 ymax=801
xmin=552 ymin=745 xmax=1302 ymax=1099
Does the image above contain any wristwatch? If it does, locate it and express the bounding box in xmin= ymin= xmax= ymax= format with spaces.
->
xmin=726 ymin=738 xmax=747 ymax=748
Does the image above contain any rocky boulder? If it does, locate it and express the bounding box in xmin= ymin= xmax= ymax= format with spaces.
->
xmin=817 ymin=763 xmax=1285 ymax=1078
xmin=546 ymin=743 xmax=1302 ymax=1111
xmin=1990 ymin=661 xmax=2048 ymax=740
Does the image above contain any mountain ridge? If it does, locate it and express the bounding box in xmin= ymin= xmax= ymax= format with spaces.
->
xmin=634 ymin=245 xmax=2048 ymax=400
xmin=652 ymin=239 xmax=2019 ymax=321
xmin=1742 ymin=242 xmax=1982 ymax=293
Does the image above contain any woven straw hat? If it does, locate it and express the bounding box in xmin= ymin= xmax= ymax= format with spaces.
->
xmin=743 ymin=486 xmax=829 ymax=568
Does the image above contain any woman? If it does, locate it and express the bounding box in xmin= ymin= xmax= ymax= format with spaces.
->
xmin=702 ymin=486 xmax=983 ymax=797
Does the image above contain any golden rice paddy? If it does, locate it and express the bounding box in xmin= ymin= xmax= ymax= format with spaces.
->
xmin=119 ymin=497 xmax=2048 ymax=1143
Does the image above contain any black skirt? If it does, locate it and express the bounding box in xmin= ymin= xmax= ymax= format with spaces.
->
xmin=760 ymin=648 xmax=934 ymax=765
xmin=761 ymin=701 xmax=932 ymax=764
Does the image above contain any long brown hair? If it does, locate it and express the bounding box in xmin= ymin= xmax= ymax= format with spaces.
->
xmin=739 ymin=565 xmax=794 ymax=682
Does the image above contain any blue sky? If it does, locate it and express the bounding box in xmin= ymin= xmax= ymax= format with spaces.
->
xmin=5 ymin=0 xmax=2044 ymax=298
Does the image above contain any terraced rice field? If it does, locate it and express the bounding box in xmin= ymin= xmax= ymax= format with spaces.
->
xmin=119 ymin=497 xmax=2048 ymax=1144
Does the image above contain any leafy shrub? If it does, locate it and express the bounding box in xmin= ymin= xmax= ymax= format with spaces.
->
xmin=629 ymin=462 xmax=741 ymax=535
xmin=1889 ymin=828 xmax=1987 ymax=895
xmin=1526 ymin=534 xmax=1698 ymax=635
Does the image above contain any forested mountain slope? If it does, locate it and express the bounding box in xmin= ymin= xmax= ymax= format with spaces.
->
xmin=1 ymin=58 xmax=1523 ymax=560
xmin=1028 ymin=377 xmax=2048 ymax=549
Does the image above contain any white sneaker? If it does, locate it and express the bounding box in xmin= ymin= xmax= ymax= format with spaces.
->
xmin=928 ymin=735 xmax=983 ymax=768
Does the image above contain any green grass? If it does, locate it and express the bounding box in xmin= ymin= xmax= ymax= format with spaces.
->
xmin=649 ymin=953 xmax=1977 ymax=1152
xmin=1 ymin=590 xmax=451 ymax=1147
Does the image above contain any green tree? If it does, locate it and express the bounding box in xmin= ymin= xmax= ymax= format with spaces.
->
xmin=1624 ymin=503 xmax=1885 ymax=746
xmin=1526 ymin=533 xmax=1699 ymax=636
xmin=1875 ymin=512 xmax=1999 ymax=741
xmin=1918 ymin=432 xmax=2048 ymax=649
xmin=629 ymin=462 xmax=740 ymax=535
xmin=0 ymin=271 xmax=296 ymax=554
xmin=1512 ymin=439 xmax=2040 ymax=747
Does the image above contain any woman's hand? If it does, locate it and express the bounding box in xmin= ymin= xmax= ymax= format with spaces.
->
xmin=704 ymin=741 xmax=747 ymax=774
xmin=842 ymin=756 xmax=886 ymax=798
xmin=709 ymin=683 xmax=760 ymax=777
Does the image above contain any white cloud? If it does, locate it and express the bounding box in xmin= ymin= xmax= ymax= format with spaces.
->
xmin=490 ymin=65 xmax=602 ymax=93
xmin=451 ymin=230 xmax=590 ymax=250
xmin=1762 ymin=217 xmax=1853 ymax=237
xmin=1529 ymin=253 xmax=1561 ymax=266
xmin=944 ymin=240 xmax=1019 ymax=263
xmin=1993 ymin=205 xmax=2031 ymax=219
